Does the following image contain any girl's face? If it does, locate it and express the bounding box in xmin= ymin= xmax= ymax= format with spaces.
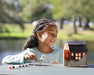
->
xmin=37 ymin=24 xmax=58 ymax=47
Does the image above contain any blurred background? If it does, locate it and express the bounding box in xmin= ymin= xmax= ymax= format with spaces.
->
xmin=0 ymin=0 xmax=94 ymax=65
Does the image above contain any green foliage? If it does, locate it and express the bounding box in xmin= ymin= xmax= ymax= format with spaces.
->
xmin=0 ymin=0 xmax=24 ymax=29
xmin=19 ymin=0 xmax=52 ymax=21
xmin=2 ymin=0 xmax=94 ymax=22
xmin=49 ymin=0 xmax=94 ymax=21
xmin=49 ymin=0 xmax=75 ymax=20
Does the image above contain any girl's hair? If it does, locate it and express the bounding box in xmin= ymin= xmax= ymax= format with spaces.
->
xmin=22 ymin=19 xmax=55 ymax=51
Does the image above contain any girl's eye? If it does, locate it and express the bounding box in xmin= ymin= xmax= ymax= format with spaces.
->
xmin=50 ymin=33 xmax=54 ymax=35
xmin=49 ymin=33 xmax=57 ymax=37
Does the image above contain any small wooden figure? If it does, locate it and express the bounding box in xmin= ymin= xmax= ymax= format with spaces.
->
xmin=63 ymin=41 xmax=88 ymax=67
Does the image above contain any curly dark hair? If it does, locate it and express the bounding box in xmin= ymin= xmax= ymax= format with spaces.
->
xmin=22 ymin=19 xmax=55 ymax=51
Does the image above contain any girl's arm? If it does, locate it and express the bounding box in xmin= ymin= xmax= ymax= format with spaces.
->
xmin=2 ymin=49 xmax=37 ymax=64
xmin=2 ymin=54 xmax=25 ymax=64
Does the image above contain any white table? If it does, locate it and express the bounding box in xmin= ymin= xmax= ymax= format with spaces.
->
xmin=0 ymin=64 xmax=94 ymax=75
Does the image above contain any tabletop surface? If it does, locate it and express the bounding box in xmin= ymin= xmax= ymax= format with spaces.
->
xmin=0 ymin=63 xmax=94 ymax=75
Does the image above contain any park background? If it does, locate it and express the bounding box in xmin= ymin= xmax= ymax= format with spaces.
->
xmin=0 ymin=0 xmax=94 ymax=65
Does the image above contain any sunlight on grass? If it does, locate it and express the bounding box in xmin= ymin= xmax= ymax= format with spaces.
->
xmin=0 ymin=24 xmax=94 ymax=41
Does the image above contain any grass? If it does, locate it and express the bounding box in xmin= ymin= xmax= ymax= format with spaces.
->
xmin=0 ymin=23 xmax=34 ymax=39
xmin=0 ymin=23 xmax=94 ymax=41
xmin=57 ymin=25 xmax=94 ymax=41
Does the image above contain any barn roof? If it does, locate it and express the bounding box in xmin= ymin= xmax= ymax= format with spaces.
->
xmin=67 ymin=41 xmax=88 ymax=52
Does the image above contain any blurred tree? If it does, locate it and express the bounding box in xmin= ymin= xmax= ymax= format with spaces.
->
xmin=78 ymin=16 xmax=82 ymax=27
xmin=80 ymin=0 xmax=94 ymax=29
xmin=49 ymin=0 xmax=77 ymax=32
xmin=19 ymin=0 xmax=52 ymax=22
xmin=49 ymin=0 xmax=94 ymax=30
xmin=49 ymin=0 xmax=67 ymax=29
xmin=72 ymin=16 xmax=77 ymax=34
xmin=0 ymin=0 xmax=24 ymax=30
xmin=70 ymin=0 xmax=94 ymax=30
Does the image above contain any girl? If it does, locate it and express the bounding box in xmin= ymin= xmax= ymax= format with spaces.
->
xmin=2 ymin=19 xmax=63 ymax=64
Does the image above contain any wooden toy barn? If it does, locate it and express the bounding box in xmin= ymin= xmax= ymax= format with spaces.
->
xmin=63 ymin=41 xmax=88 ymax=67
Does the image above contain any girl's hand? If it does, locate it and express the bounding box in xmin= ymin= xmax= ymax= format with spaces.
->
xmin=24 ymin=52 xmax=37 ymax=61
xmin=51 ymin=60 xmax=58 ymax=64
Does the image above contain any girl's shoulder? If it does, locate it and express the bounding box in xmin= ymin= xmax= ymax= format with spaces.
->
xmin=53 ymin=46 xmax=63 ymax=52
xmin=26 ymin=47 xmax=38 ymax=52
xmin=21 ymin=47 xmax=38 ymax=55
